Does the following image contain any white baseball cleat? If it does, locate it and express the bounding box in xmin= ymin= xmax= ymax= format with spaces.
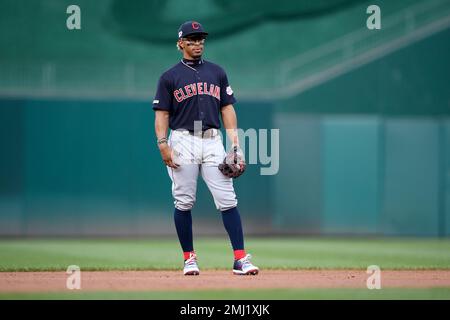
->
xmin=183 ymin=252 xmax=200 ymax=276
xmin=233 ymin=254 xmax=259 ymax=275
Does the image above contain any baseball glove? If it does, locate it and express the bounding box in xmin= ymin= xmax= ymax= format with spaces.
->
xmin=218 ymin=145 xmax=246 ymax=178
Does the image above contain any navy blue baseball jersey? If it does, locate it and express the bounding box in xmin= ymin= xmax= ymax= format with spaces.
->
xmin=152 ymin=58 xmax=236 ymax=131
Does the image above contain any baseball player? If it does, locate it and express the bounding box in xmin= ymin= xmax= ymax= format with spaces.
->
xmin=152 ymin=21 xmax=259 ymax=276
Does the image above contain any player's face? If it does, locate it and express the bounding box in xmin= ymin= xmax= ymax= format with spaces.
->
xmin=182 ymin=36 xmax=205 ymax=59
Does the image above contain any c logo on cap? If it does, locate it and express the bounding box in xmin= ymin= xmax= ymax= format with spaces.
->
xmin=192 ymin=22 xmax=200 ymax=29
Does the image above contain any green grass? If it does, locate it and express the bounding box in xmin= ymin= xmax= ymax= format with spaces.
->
xmin=1 ymin=288 xmax=450 ymax=300
xmin=0 ymin=237 xmax=449 ymax=271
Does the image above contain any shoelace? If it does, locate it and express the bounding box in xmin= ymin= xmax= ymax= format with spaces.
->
xmin=239 ymin=254 xmax=253 ymax=267
xmin=185 ymin=254 xmax=198 ymax=267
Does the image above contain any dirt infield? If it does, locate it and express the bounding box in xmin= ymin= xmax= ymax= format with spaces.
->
xmin=0 ymin=270 xmax=449 ymax=293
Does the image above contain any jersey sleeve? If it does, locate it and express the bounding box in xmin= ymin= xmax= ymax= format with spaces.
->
xmin=152 ymin=74 xmax=173 ymax=111
xmin=220 ymin=69 xmax=237 ymax=107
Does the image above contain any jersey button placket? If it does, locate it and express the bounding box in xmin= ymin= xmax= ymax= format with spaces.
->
xmin=196 ymin=71 xmax=205 ymax=125
xmin=196 ymin=72 xmax=202 ymax=101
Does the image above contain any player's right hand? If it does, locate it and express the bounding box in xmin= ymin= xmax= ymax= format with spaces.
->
xmin=159 ymin=144 xmax=179 ymax=169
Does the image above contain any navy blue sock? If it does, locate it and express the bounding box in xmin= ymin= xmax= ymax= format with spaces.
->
xmin=174 ymin=208 xmax=193 ymax=254
xmin=221 ymin=207 xmax=244 ymax=251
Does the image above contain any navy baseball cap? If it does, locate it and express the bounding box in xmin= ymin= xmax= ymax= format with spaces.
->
xmin=178 ymin=21 xmax=208 ymax=39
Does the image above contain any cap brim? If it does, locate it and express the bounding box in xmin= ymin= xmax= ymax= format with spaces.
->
xmin=182 ymin=31 xmax=208 ymax=38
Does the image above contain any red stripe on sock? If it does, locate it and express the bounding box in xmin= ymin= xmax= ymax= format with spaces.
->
xmin=234 ymin=249 xmax=246 ymax=260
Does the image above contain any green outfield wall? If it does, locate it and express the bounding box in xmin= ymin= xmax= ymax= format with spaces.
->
xmin=1 ymin=0 xmax=449 ymax=236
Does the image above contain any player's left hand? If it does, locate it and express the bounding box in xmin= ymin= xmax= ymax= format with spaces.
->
xmin=218 ymin=145 xmax=246 ymax=178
